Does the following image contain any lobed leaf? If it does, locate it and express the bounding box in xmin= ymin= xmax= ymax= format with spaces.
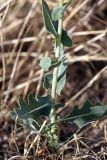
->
xmin=12 ymin=93 xmax=54 ymax=130
xmin=64 ymin=101 xmax=107 ymax=128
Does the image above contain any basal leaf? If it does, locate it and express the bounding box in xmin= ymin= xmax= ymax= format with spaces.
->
xmin=52 ymin=5 xmax=64 ymax=21
xmin=64 ymin=101 xmax=107 ymax=128
xmin=13 ymin=93 xmax=53 ymax=130
xmin=21 ymin=118 xmax=40 ymax=131
xmin=39 ymin=57 xmax=52 ymax=71
xmin=36 ymin=95 xmax=53 ymax=116
xmin=42 ymin=0 xmax=57 ymax=36
xmin=61 ymin=30 xmax=72 ymax=47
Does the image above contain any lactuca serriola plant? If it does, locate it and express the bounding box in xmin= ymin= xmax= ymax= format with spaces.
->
xmin=12 ymin=0 xmax=107 ymax=146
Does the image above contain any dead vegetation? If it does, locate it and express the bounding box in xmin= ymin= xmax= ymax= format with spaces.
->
xmin=0 ymin=0 xmax=107 ymax=159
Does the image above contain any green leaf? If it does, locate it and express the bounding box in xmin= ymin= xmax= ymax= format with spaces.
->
xmin=21 ymin=118 xmax=39 ymax=131
xmin=39 ymin=57 xmax=52 ymax=71
xmin=12 ymin=93 xmax=53 ymax=130
xmin=43 ymin=73 xmax=53 ymax=89
xmin=40 ymin=57 xmax=64 ymax=71
xmin=52 ymin=5 xmax=64 ymax=21
xmin=50 ymin=57 xmax=65 ymax=70
xmin=42 ymin=0 xmax=57 ymax=36
xmin=56 ymin=45 xmax=67 ymax=95
xmin=42 ymin=0 xmax=72 ymax=48
xmin=61 ymin=30 xmax=72 ymax=47
xmin=52 ymin=0 xmax=73 ymax=21
xmin=64 ymin=101 xmax=107 ymax=128
xmin=56 ymin=62 xmax=67 ymax=95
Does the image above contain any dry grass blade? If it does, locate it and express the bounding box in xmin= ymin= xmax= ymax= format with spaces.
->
xmin=66 ymin=54 xmax=107 ymax=63
xmin=24 ymin=120 xmax=47 ymax=158
xmin=65 ymin=66 xmax=107 ymax=107
xmin=0 ymin=15 xmax=5 ymax=91
xmin=64 ymin=0 xmax=90 ymax=26
xmin=4 ymin=0 xmax=39 ymax=104
xmin=73 ymin=30 xmax=107 ymax=52
xmin=0 ymin=0 xmax=14 ymax=12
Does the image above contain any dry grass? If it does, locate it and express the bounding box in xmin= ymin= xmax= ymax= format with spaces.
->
xmin=0 ymin=0 xmax=107 ymax=159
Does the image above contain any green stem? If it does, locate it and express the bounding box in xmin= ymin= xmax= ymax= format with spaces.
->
xmin=50 ymin=0 xmax=63 ymax=144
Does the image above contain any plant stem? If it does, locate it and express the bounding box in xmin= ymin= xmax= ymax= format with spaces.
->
xmin=50 ymin=0 xmax=63 ymax=143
